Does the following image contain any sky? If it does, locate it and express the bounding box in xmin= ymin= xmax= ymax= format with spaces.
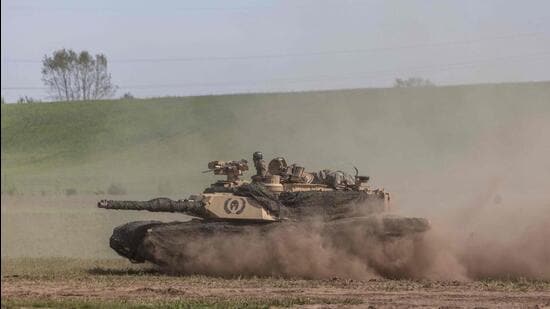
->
xmin=1 ymin=0 xmax=550 ymax=102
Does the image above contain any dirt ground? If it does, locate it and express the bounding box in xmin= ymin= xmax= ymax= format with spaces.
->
xmin=3 ymin=273 xmax=550 ymax=308
xmin=2 ymin=259 xmax=550 ymax=308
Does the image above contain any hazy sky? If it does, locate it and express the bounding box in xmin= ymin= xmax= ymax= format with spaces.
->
xmin=1 ymin=0 xmax=549 ymax=101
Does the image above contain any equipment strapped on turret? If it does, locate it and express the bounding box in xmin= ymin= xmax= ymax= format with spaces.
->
xmin=203 ymin=159 xmax=249 ymax=182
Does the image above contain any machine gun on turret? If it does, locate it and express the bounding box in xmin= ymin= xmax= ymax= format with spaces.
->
xmin=202 ymin=159 xmax=249 ymax=182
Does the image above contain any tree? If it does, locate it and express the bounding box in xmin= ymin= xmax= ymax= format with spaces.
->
xmin=41 ymin=49 xmax=117 ymax=101
xmin=120 ymin=92 xmax=135 ymax=100
xmin=394 ymin=77 xmax=435 ymax=88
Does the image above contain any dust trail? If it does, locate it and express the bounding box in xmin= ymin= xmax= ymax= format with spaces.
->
xmin=432 ymin=199 xmax=550 ymax=280
xmin=145 ymin=203 xmax=549 ymax=280
xmin=146 ymin=219 xmax=430 ymax=280
xmin=410 ymin=116 xmax=550 ymax=280
xmin=146 ymin=117 xmax=550 ymax=280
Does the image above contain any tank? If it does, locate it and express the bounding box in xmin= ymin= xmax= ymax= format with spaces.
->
xmin=98 ymin=155 xmax=430 ymax=267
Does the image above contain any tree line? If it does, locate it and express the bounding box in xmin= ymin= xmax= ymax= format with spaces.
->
xmin=1 ymin=48 xmax=435 ymax=103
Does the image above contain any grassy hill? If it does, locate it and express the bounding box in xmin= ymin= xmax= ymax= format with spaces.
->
xmin=2 ymin=81 xmax=550 ymax=198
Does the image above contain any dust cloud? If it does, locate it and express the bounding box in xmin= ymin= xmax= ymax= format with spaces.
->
xmin=149 ymin=197 xmax=549 ymax=281
xmin=146 ymin=100 xmax=550 ymax=281
xmin=144 ymin=198 xmax=548 ymax=281
xmin=145 ymin=219 xmax=426 ymax=280
xmin=419 ymin=116 xmax=550 ymax=280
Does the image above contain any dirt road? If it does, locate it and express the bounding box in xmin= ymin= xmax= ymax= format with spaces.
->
xmin=3 ymin=265 xmax=550 ymax=308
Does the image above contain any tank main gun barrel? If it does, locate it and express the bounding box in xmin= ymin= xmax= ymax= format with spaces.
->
xmin=98 ymin=197 xmax=207 ymax=218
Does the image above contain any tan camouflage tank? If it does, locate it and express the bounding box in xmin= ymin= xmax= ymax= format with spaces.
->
xmin=98 ymin=152 xmax=430 ymax=266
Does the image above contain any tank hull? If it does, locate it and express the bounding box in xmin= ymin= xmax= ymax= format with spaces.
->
xmin=109 ymin=215 xmax=429 ymax=268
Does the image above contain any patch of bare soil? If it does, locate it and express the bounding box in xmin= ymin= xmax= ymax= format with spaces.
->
xmin=3 ymin=275 xmax=550 ymax=308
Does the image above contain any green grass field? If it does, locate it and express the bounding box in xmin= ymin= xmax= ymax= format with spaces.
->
xmin=3 ymin=81 xmax=549 ymax=197
xmin=2 ymin=83 xmax=550 ymax=308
